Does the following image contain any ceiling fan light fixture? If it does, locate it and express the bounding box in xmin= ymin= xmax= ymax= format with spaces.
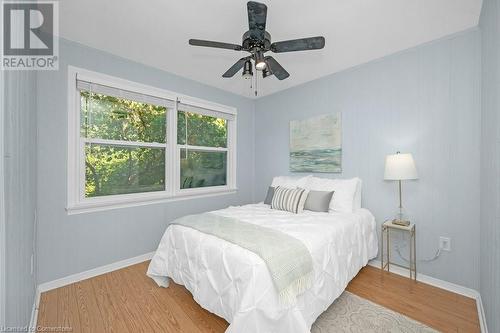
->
xmin=242 ymin=59 xmax=253 ymax=79
xmin=254 ymin=50 xmax=266 ymax=71
xmin=262 ymin=67 xmax=272 ymax=78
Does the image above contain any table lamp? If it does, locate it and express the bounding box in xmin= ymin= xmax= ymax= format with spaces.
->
xmin=384 ymin=152 xmax=418 ymax=226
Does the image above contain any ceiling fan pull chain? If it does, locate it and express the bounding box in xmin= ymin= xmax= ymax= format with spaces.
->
xmin=255 ymin=70 xmax=258 ymax=96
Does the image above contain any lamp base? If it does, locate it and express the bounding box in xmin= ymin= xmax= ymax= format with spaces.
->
xmin=392 ymin=207 xmax=410 ymax=226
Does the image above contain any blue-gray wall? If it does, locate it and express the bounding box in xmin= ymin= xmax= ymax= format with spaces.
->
xmin=3 ymin=71 xmax=37 ymax=327
xmin=479 ymin=0 xmax=500 ymax=331
xmin=35 ymin=38 xmax=255 ymax=284
xmin=254 ymin=29 xmax=482 ymax=289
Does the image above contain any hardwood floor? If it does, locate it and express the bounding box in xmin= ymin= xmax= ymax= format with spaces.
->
xmin=37 ymin=261 xmax=480 ymax=333
xmin=346 ymin=266 xmax=480 ymax=332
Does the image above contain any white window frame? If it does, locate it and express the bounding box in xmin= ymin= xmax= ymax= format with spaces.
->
xmin=67 ymin=66 xmax=237 ymax=214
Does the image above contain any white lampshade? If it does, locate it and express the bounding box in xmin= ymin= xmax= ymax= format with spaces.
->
xmin=384 ymin=153 xmax=418 ymax=180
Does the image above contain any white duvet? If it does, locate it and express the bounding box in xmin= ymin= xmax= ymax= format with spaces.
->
xmin=147 ymin=203 xmax=378 ymax=333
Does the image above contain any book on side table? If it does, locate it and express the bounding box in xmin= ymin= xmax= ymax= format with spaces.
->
xmin=392 ymin=219 xmax=410 ymax=226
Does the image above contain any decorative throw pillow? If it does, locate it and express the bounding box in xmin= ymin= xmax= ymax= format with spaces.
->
xmin=304 ymin=190 xmax=334 ymax=212
xmin=271 ymin=186 xmax=309 ymax=214
xmin=264 ymin=186 xmax=275 ymax=205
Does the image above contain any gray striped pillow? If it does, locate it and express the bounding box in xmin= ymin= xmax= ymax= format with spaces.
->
xmin=271 ymin=186 xmax=309 ymax=214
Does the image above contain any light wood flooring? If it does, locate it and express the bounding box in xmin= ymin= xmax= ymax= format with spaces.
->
xmin=37 ymin=261 xmax=480 ymax=333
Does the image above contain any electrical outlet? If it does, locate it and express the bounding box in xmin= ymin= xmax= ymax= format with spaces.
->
xmin=439 ymin=237 xmax=451 ymax=251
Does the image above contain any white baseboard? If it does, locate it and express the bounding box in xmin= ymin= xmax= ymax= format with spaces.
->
xmin=368 ymin=260 xmax=477 ymax=298
xmin=38 ymin=251 xmax=155 ymax=292
xmin=29 ymin=286 xmax=41 ymax=331
xmin=30 ymin=251 xmax=155 ymax=329
xmin=368 ymin=260 xmax=488 ymax=333
xmin=476 ymin=293 xmax=489 ymax=333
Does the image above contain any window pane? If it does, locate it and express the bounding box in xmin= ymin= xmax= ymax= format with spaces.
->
xmin=81 ymin=91 xmax=167 ymax=143
xmin=177 ymin=111 xmax=227 ymax=148
xmin=180 ymin=150 xmax=227 ymax=189
xmin=85 ymin=144 xmax=165 ymax=197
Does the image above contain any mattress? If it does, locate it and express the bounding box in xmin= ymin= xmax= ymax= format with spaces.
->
xmin=147 ymin=203 xmax=378 ymax=333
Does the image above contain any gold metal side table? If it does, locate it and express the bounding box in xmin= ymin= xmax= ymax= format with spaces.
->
xmin=381 ymin=220 xmax=416 ymax=280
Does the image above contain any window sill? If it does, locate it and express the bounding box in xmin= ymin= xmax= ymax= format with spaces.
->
xmin=66 ymin=188 xmax=238 ymax=215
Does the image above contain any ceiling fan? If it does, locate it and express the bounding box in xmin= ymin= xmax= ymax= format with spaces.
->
xmin=188 ymin=1 xmax=325 ymax=81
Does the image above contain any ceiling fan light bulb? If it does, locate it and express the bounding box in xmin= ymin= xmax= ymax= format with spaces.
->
xmin=255 ymin=61 xmax=267 ymax=71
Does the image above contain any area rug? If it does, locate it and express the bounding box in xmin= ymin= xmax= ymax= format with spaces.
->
xmin=312 ymin=291 xmax=438 ymax=333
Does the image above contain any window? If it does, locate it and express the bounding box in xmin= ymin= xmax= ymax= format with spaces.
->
xmin=80 ymin=85 xmax=169 ymax=198
xmin=67 ymin=67 xmax=237 ymax=213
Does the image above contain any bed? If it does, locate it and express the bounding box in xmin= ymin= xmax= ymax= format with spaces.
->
xmin=147 ymin=202 xmax=378 ymax=333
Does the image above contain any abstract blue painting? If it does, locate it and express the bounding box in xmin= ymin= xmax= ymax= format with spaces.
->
xmin=290 ymin=113 xmax=342 ymax=173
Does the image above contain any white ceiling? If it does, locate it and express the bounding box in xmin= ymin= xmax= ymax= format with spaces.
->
xmin=59 ymin=0 xmax=482 ymax=98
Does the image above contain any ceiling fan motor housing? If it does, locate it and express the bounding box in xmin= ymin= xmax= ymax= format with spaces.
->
xmin=242 ymin=31 xmax=271 ymax=52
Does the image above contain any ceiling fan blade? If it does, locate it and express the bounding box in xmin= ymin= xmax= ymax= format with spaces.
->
xmin=270 ymin=36 xmax=325 ymax=53
xmin=265 ymin=56 xmax=289 ymax=80
xmin=189 ymin=39 xmax=242 ymax=51
xmin=247 ymin=1 xmax=267 ymax=41
xmin=222 ymin=57 xmax=250 ymax=78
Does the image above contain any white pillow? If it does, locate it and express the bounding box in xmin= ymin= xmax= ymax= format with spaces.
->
xmin=271 ymin=175 xmax=311 ymax=189
xmin=304 ymin=177 xmax=359 ymax=213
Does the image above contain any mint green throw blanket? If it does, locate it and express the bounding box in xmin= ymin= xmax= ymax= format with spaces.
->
xmin=172 ymin=213 xmax=314 ymax=305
